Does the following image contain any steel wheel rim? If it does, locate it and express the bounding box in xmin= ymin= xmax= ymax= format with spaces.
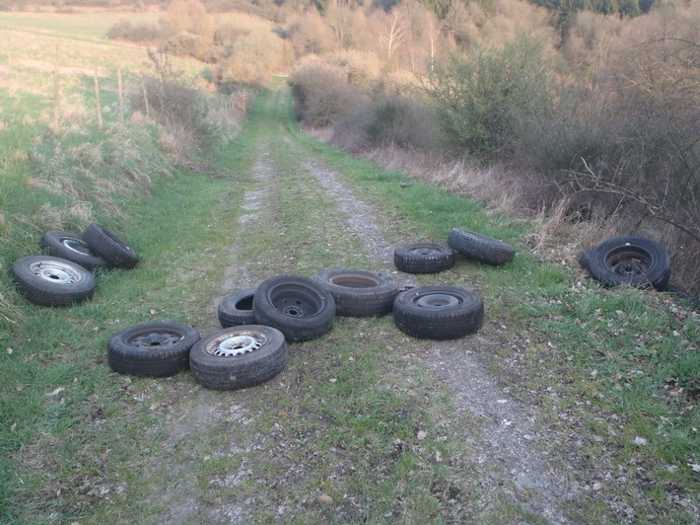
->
xmin=129 ymin=330 xmax=184 ymax=349
xmin=415 ymin=292 xmax=461 ymax=309
xmin=29 ymin=260 xmax=83 ymax=285
xmin=62 ymin=238 xmax=91 ymax=256
xmin=268 ymin=284 xmax=323 ymax=319
xmin=207 ymin=331 xmax=267 ymax=357
xmin=606 ymin=245 xmax=651 ymax=278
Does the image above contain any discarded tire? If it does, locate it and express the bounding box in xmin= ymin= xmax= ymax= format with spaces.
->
xmin=83 ymin=223 xmax=139 ymax=269
xmin=190 ymin=325 xmax=288 ymax=390
xmin=254 ymin=275 xmax=335 ymax=342
xmin=40 ymin=231 xmax=105 ymax=270
xmin=218 ymin=288 xmax=257 ymax=328
xmin=580 ymin=236 xmax=670 ymax=290
xmin=448 ymin=228 xmax=515 ymax=266
xmin=315 ymin=269 xmax=398 ymax=317
xmin=394 ymin=243 xmax=455 ymax=274
xmin=393 ymin=285 xmax=483 ymax=340
xmin=12 ymin=255 xmax=96 ymax=306
xmin=108 ymin=320 xmax=200 ymax=377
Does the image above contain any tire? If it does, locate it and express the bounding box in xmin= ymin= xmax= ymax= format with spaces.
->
xmin=393 ymin=286 xmax=484 ymax=340
xmin=218 ymin=288 xmax=257 ymax=328
xmin=190 ymin=325 xmax=288 ymax=390
xmin=254 ymin=275 xmax=335 ymax=342
xmin=108 ymin=320 xmax=200 ymax=377
xmin=314 ymin=269 xmax=398 ymax=317
xmin=394 ymin=243 xmax=455 ymax=274
xmin=83 ymin=223 xmax=139 ymax=269
xmin=40 ymin=231 xmax=106 ymax=270
xmin=11 ymin=255 xmax=96 ymax=306
xmin=580 ymin=236 xmax=670 ymax=290
xmin=448 ymin=228 xmax=515 ymax=266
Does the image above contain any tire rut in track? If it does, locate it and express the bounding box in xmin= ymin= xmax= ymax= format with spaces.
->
xmin=153 ymin=147 xmax=279 ymax=525
xmin=299 ymin=153 xmax=577 ymax=523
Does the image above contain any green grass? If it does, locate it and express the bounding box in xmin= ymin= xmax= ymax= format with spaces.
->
xmin=0 ymin=11 xmax=159 ymax=40
xmin=2 ymin=83 xmax=699 ymax=524
xmin=288 ymin=100 xmax=700 ymax=522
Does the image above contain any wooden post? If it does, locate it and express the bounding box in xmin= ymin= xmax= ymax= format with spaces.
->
xmin=51 ymin=46 xmax=61 ymax=130
xmin=141 ymin=76 xmax=150 ymax=118
xmin=117 ymin=68 xmax=125 ymax=125
xmin=93 ymin=69 xmax=103 ymax=129
xmin=52 ymin=69 xmax=61 ymax=130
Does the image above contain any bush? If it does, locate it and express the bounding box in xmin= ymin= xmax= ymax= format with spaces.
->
xmin=333 ymin=96 xmax=443 ymax=151
xmin=289 ymin=58 xmax=370 ymax=127
xmin=429 ymin=35 xmax=553 ymax=158
xmin=215 ymin=30 xmax=289 ymax=86
xmin=106 ymin=20 xmax=164 ymax=42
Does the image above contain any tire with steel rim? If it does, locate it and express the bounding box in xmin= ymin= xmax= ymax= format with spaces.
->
xmin=394 ymin=242 xmax=455 ymax=274
xmin=11 ymin=255 xmax=96 ymax=306
xmin=190 ymin=325 xmax=288 ymax=390
xmin=580 ymin=236 xmax=670 ymax=290
xmin=218 ymin=288 xmax=257 ymax=328
xmin=108 ymin=320 xmax=200 ymax=377
xmin=254 ymin=275 xmax=335 ymax=342
xmin=314 ymin=268 xmax=398 ymax=317
xmin=83 ymin=223 xmax=139 ymax=269
xmin=393 ymin=285 xmax=484 ymax=340
xmin=448 ymin=228 xmax=515 ymax=266
xmin=40 ymin=231 xmax=105 ymax=270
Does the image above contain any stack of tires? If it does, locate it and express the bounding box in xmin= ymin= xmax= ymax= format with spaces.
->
xmin=12 ymin=225 xmax=139 ymax=307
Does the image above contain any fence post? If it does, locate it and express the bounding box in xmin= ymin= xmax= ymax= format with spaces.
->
xmin=141 ymin=76 xmax=150 ymax=118
xmin=52 ymin=69 xmax=61 ymax=130
xmin=117 ymin=67 xmax=125 ymax=125
xmin=93 ymin=69 xmax=103 ymax=129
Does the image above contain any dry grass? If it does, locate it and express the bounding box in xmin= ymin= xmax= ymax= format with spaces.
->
xmin=358 ymin=144 xmax=700 ymax=294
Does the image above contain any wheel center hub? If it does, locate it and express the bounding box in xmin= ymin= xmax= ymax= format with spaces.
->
xmin=214 ymin=334 xmax=264 ymax=357
xmin=416 ymin=293 xmax=460 ymax=309
xmin=30 ymin=261 xmax=82 ymax=285
xmin=283 ymin=305 xmax=304 ymax=317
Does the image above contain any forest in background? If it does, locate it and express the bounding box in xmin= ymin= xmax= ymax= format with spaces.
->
xmin=3 ymin=0 xmax=699 ymax=294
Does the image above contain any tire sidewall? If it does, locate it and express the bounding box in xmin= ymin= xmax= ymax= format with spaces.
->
xmin=12 ymin=255 xmax=95 ymax=305
xmin=315 ymin=268 xmax=398 ymax=316
xmin=41 ymin=231 xmax=105 ymax=270
xmin=254 ymin=275 xmax=335 ymax=341
xmin=218 ymin=288 xmax=257 ymax=327
xmin=83 ymin=223 xmax=139 ymax=269
xmin=586 ymin=236 xmax=670 ymax=289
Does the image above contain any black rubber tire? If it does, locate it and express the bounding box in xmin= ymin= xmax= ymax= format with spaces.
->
xmin=218 ymin=288 xmax=257 ymax=328
xmin=83 ymin=223 xmax=139 ymax=269
xmin=448 ymin=228 xmax=515 ymax=266
xmin=394 ymin=243 xmax=455 ymax=274
xmin=190 ymin=325 xmax=288 ymax=390
xmin=580 ymin=236 xmax=670 ymax=290
xmin=393 ymin=285 xmax=484 ymax=340
xmin=254 ymin=275 xmax=335 ymax=342
xmin=108 ymin=320 xmax=200 ymax=377
xmin=11 ymin=255 xmax=96 ymax=306
xmin=40 ymin=231 xmax=105 ymax=270
xmin=314 ymin=268 xmax=398 ymax=317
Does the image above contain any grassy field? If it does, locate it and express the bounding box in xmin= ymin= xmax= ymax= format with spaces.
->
xmin=1 ymin=11 xmax=698 ymax=523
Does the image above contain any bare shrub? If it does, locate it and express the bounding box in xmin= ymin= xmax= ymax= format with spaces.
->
xmin=285 ymin=9 xmax=336 ymax=56
xmin=332 ymin=95 xmax=444 ymax=151
xmin=447 ymin=0 xmax=557 ymax=51
xmin=215 ymin=30 xmax=290 ymax=86
xmin=289 ymin=57 xmax=371 ymax=127
xmin=107 ymin=20 xmax=164 ymax=42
